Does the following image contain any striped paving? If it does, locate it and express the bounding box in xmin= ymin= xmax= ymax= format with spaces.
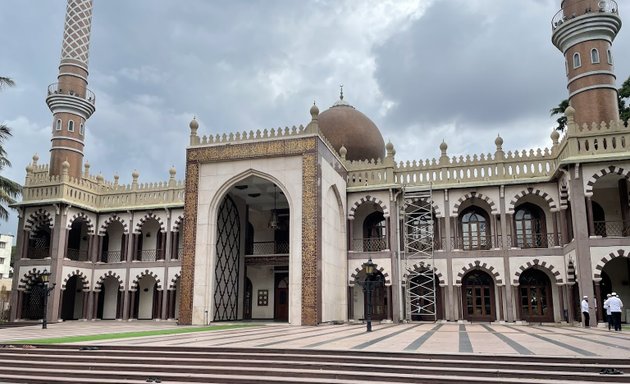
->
xmin=1 ymin=321 xmax=629 ymax=357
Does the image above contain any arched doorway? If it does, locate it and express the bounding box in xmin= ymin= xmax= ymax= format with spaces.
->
xmin=134 ymin=275 xmax=157 ymax=320
xmin=462 ymin=270 xmax=496 ymax=322
xmin=600 ymin=256 xmax=629 ymax=324
xmin=96 ymin=276 xmax=121 ymax=320
xmin=274 ymin=274 xmax=289 ymax=321
xmin=409 ymin=269 xmax=442 ymax=321
xmin=518 ymin=268 xmax=553 ymax=322
xmin=61 ymin=275 xmax=85 ymax=320
xmin=21 ymin=277 xmax=45 ymax=320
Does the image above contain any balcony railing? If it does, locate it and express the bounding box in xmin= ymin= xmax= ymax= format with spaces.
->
xmin=27 ymin=247 xmax=49 ymax=259
xmin=139 ymin=249 xmax=161 ymax=262
xmin=101 ymin=250 xmax=122 ymax=263
xmin=66 ymin=248 xmax=88 ymax=261
xmin=247 ymin=241 xmax=289 ymax=255
xmin=47 ymin=82 xmax=96 ymax=105
xmin=552 ymin=0 xmax=618 ymax=30
xmin=352 ymin=237 xmax=388 ymax=252
xmin=512 ymin=233 xmax=563 ymax=248
xmin=451 ymin=235 xmax=500 ymax=251
xmin=593 ymin=221 xmax=630 ymax=237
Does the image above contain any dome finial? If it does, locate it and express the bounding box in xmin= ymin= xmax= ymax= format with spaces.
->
xmin=339 ymin=84 xmax=344 ymax=100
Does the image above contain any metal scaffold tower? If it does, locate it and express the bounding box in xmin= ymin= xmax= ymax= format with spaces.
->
xmin=402 ymin=187 xmax=436 ymax=321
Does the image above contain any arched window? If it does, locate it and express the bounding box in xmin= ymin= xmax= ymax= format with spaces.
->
xmin=460 ymin=207 xmax=490 ymax=250
xmin=607 ymin=49 xmax=613 ymax=65
xmin=362 ymin=211 xmax=387 ymax=251
xmin=67 ymin=120 xmax=75 ymax=132
xmin=79 ymin=123 xmax=84 ymax=136
xmin=591 ymin=48 xmax=600 ymax=64
xmin=514 ymin=203 xmax=546 ymax=248
xmin=573 ymin=52 xmax=581 ymax=69
xmin=55 ymin=119 xmax=62 ymax=131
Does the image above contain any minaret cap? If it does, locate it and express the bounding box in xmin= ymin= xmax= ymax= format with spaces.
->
xmin=189 ymin=117 xmax=199 ymax=131
xmin=310 ymin=102 xmax=319 ymax=119
xmin=495 ymin=134 xmax=504 ymax=148
xmin=169 ymin=166 xmax=177 ymax=177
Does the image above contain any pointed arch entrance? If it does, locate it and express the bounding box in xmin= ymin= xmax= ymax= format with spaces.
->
xmin=518 ymin=268 xmax=553 ymax=322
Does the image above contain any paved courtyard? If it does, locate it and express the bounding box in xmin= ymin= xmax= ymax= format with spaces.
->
xmin=1 ymin=321 xmax=628 ymax=358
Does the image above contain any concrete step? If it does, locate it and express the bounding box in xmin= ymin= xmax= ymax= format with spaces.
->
xmin=0 ymin=345 xmax=626 ymax=384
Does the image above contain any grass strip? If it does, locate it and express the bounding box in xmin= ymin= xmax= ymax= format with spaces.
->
xmin=8 ymin=324 xmax=257 ymax=345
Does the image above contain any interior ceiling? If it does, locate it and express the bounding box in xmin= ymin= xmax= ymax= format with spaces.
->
xmin=594 ymin=173 xmax=628 ymax=189
xmin=228 ymin=175 xmax=289 ymax=211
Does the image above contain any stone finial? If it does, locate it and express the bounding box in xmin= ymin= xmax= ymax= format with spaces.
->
xmin=310 ymin=102 xmax=319 ymax=120
xmin=62 ymin=160 xmax=70 ymax=172
xmin=96 ymin=173 xmax=104 ymax=184
xmin=25 ymin=164 xmax=33 ymax=174
xmin=440 ymin=140 xmax=448 ymax=154
xmin=495 ymin=134 xmax=504 ymax=150
xmin=132 ymin=170 xmax=140 ymax=180
xmin=551 ymin=130 xmax=560 ymax=146
xmin=32 ymin=153 xmax=40 ymax=166
xmin=565 ymin=105 xmax=575 ymax=120
xmin=169 ymin=166 xmax=177 ymax=178
xmin=189 ymin=116 xmax=199 ymax=145
xmin=113 ymin=173 xmax=119 ymax=186
xmin=339 ymin=145 xmax=347 ymax=160
xmin=84 ymin=161 xmax=90 ymax=177
xmin=385 ymin=141 xmax=395 ymax=157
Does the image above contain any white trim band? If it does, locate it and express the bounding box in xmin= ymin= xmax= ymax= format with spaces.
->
xmin=49 ymin=146 xmax=84 ymax=155
xmin=567 ymin=70 xmax=616 ymax=87
xmin=51 ymin=136 xmax=85 ymax=146
xmin=568 ymin=84 xmax=618 ymax=98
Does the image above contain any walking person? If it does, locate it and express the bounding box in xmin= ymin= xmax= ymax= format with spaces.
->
xmin=604 ymin=293 xmax=613 ymax=330
xmin=581 ymin=296 xmax=590 ymax=328
xmin=609 ymin=292 xmax=624 ymax=332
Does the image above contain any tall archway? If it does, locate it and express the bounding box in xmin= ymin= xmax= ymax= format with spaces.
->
xmin=518 ymin=268 xmax=553 ymax=322
xmin=600 ymin=256 xmax=629 ymax=323
xmin=134 ymin=275 xmax=158 ymax=320
xmin=96 ymin=276 xmax=121 ymax=320
xmin=462 ymin=270 xmax=496 ymax=322
xmin=61 ymin=275 xmax=86 ymax=320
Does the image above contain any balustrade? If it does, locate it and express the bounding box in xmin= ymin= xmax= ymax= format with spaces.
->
xmin=27 ymin=247 xmax=49 ymax=260
xmin=352 ymin=237 xmax=388 ymax=252
xmin=101 ymin=250 xmax=122 ymax=263
xmin=139 ymin=249 xmax=160 ymax=262
xmin=592 ymin=221 xmax=630 ymax=237
xmin=247 ymin=241 xmax=290 ymax=255
xmin=66 ymin=248 xmax=88 ymax=261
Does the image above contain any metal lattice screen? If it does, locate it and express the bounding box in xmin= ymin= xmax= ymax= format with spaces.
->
xmin=402 ymin=189 xmax=436 ymax=321
xmin=214 ymin=195 xmax=241 ymax=321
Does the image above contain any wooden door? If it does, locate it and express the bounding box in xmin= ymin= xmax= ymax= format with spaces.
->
xmin=274 ymin=274 xmax=289 ymax=321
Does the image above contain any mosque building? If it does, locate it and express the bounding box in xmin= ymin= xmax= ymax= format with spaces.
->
xmin=9 ymin=0 xmax=629 ymax=327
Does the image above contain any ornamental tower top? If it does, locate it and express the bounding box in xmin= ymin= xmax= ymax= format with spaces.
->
xmin=552 ymin=0 xmax=622 ymax=127
xmin=46 ymin=0 xmax=96 ymax=179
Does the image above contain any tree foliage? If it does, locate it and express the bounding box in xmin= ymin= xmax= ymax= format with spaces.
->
xmin=0 ymin=77 xmax=22 ymax=221
xmin=619 ymin=76 xmax=630 ymax=126
xmin=550 ymin=99 xmax=569 ymax=131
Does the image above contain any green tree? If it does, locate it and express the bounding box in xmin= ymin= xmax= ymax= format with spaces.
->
xmin=550 ymin=99 xmax=570 ymax=131
xmin=0 ymin=77 xmax=22 ymax=221
xmin=619 ymin=76 xmax=630 ymax=126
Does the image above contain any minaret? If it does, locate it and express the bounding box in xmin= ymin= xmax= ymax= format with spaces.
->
xmin=46 ymin=0 xmax=96 ymax=179
xmin=552 ymin=0 xmax=622 ymax=126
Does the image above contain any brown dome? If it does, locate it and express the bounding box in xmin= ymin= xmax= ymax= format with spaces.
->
xmin=318 ymin=97 xmax=385 ymax=161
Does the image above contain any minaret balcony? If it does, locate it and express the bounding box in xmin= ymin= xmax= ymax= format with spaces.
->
xmin=552 ymin=0 xmax=619 ymax=31
xmin=46 ymin=82 xmax=96 ymax=119
xmin=47 ymin=82 xmax=95 ymax=105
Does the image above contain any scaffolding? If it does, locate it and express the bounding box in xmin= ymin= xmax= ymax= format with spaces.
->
xmin=402 ymin=187 xmax=436 ymax=321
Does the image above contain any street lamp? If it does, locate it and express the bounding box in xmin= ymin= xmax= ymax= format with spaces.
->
xmin=360 ymin=257 xmax=381 ymax=332
xmin=40 ymin=271 xmax=56 ymax=329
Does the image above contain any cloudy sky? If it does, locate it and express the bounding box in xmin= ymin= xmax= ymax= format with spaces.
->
xmin=0 ymin=0 xmax=629 ymax=236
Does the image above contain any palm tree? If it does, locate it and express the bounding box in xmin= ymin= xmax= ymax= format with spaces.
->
xmin=0 ymin=77 xmax=22 ymax=221
xmin=550 ymin=99 xmax=570 ymax=131
xmin=619 ymin=76 xmax=630 ymax=126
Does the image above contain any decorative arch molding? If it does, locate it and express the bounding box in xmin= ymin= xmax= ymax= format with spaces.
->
xmin=61 ymin=269 xmax=90 ymax=291
xmin=567 ymin=260 xmax=576 ymax=284
xmin=99 ymin=214 xmax=129 ymax=235
xmin=172 ymin=215 xmax=184 ymax=232
xmin=169 ymin=272 xmax=181 ymax=290
xmin=135 ymin=212 xmax=166 ymax=234
xmin=403 ymin=196 xmax=442 ymax=218
xmin=18 ymin=267 xmax=48 ymax=291
xmin=66 ymin=211 xmax=95 ymax=234
xmin=94 ymin=271 xmax=124 ymax=292
xmin=559 ymin=182 xmax=569 ymax=209
xmin=585 ymin=165 xmax=630 ymax=195
xmin=348 ymin=195 xmax=389 ymax=219
xmin=512 ymin=258 xmax=562 ymax=285
xmin=455 ymin=260 xmax=503 ymax=286
xmin=130 ymin=269 xmax=162 ymax=291
xmin=594 ymin=249 xmax=629 ymax=279
xmin=402 ymin=262 xmax=446 ymax=286
xmin=24 ymin=208 xmax=54 ymax=233
xmin=508 ymin=187 xmax=557 ymax=214
xmin=348 ymin=262 xmax=391 ymax=287
xmin=451 ymin=192 xmax=498 ymax=216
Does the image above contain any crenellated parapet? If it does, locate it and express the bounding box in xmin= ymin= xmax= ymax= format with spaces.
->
xmin=20 ymin=155 xmax=184 ymax=211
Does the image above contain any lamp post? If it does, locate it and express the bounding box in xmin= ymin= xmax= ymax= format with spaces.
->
xmin=40 ymin=271 xmax=56 ymax=329
xmin=361 ymin=257 xmax=379 ymax=332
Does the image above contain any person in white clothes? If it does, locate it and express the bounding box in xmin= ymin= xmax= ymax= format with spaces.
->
xmin=603 ymin=293 xmax=613 ymax=330
xmin=608 ymin=292 xmax=624 ymax=332
xmin=581 ymin=296 xmax=590 ymax=328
